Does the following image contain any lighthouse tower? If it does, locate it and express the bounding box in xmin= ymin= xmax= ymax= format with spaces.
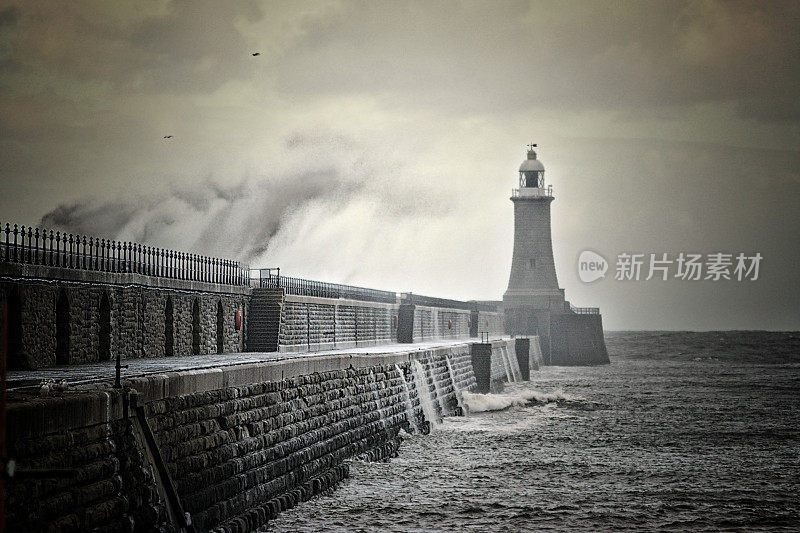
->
xmin=503 ymin=144 xmax=565 ymax=311
xmin=502 ymin=144 xmax=609 ymax=365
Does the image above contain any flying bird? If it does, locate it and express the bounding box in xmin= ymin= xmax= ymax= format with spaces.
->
xmin=252 ymin=52 xmax=261 ymax=56
xmin=163 ymin=135 xmax=173 ymax=139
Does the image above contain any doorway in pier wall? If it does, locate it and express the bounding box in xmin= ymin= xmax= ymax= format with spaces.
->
xmin=98 ymin=292 xmax=111 ymax=361
xmin=165 ymin=297 xmax=174 ymax=356
xmin=192 ymin=298 xmax=201 ymax=355
xmin=56 ymin=289 xmax=70 ymax=365
xmin=7 ymin=288 xmax=25 ymax=370
xmin=216 ymin=300 xmax=224 ymax=354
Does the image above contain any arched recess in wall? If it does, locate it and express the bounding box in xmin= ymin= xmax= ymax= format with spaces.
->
xmin=56 ymin=289 xmax=70 ymax=365
xmin=7 ymin=288 xmax=25 ymax=370
xmin=98 ymin=291 xmax=111 ymax=361
xmin=192 ymin=298 xmax=201 ymax=355
xmin=165 ymin=296 xmax=174 ymax=356
xmin=216 ymin=300 xmax=224 ymax=354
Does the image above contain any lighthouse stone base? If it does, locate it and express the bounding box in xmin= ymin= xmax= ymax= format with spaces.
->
xmin=504 ymin=306 xmax=609 ymax=365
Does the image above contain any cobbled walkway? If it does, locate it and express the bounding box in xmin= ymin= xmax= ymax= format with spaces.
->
xmin=6 ymin=338 xmax=496 ymax=390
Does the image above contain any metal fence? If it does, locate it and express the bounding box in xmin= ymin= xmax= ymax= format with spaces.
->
xmin=250 ymin=268 xmax=398 ymax=304
xmin=1 ymin=222 xmax=250 ymax=286
xmin=403 ymin=293 xmax=498 ymax=312
xmin=570 ymin=304 xmax=600 ymax=314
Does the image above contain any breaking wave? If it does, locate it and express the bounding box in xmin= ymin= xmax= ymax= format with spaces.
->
xmin=461 ymin=388 xmax=588 ymax=413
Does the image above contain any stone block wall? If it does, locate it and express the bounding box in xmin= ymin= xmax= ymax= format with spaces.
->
xmin=4 ymin=345 xmax=479 ymax=533
xmin=478 ymin=310 xmax=505 ymax=336
xmin=549 ymin=313 xmax=609 ymax=365
xmin=414 ymin=308 xmax=433 ymax=340
xmin=4 ymin=392 xmax=172 ymax=532
xmin=1 ymin=273 xmax=248 ymax=369
xmin=469 ymin=339 xmax=521 ymax=393
xmin=489 ymin=340 xmax=521 ymax=390
xmin=278 ymin=295 xmax=398 ymax=352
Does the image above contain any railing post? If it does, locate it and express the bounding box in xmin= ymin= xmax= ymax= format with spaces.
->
xmin=21 ymin=225 xmax=26 ymax=263
xmin=48 ymin=230 xmax=54 ymax=266
xmin=26 ymin=226 xmax=33 ymax=263
xmin=54 ymin=231 xmax=60 ymax=267
xmin=81 ymin=235 xmax=87 ymax=269
xmin=2 ymin=223 xmax=8 ymax=262
xmin=11 ymin=224 xmax=18 ymax=263
xmin=33 ymin=228 xmax=40 ymax=265
xmin=68 ymin=234 xmax=74 ymax=268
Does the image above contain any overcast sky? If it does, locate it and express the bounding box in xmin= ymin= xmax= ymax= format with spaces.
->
xmin=1 ymin=1 xmax=798 ymax=330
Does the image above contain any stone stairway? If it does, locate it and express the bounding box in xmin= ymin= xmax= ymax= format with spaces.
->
xmin=246 ymin=287 xmax=284 ymax=352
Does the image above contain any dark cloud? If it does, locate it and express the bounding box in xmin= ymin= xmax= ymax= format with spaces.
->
xmin=275 ymin=1 xmax=800 ymax=121
xmin=0 ymin=6 xmax=17 ymax=28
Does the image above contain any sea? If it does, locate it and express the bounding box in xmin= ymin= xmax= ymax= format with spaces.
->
xmin=270 ymin=331 xmax=800 ymax=532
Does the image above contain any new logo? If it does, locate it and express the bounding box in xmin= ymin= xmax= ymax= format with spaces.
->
xmin=578 ymin=250 xmax=608 ymax=283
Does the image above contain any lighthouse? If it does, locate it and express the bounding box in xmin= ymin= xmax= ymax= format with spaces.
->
xmin=503 ymin=144 xmax=565 ymax=310
xmin=502 ymin=144 xmax=609 ymax=365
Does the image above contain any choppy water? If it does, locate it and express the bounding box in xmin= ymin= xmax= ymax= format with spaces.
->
xmin=271 ymin=331 xmax=800 ymax=532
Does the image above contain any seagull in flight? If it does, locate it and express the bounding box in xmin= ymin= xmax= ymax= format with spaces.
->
xmin=252 ymin=52 xmax=261 ymax=56
xmin=163 ymin=135 xmax=173 ymax=139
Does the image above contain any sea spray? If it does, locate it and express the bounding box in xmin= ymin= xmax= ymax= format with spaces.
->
xmin=531 ymin=337 xmax=544 ymax=369
xmin=371 ymin=383 xmax=387 ymax=430
xmin=411 ymin=359 xmax=440 ymax=427
xmin=499 ymin=346 xmax=513 ymax=382
xmin=394 ymin=364 xmax=418 ymax=431
xmin=462 ymin=388 xmax=583 ymax=413
xmin=507 ymin=346 xmax=523 ymax=382
xmin=429 ymin=357 xmax=449 ymax=416
xmin=443 ymin=351 xmax=462 ymax=408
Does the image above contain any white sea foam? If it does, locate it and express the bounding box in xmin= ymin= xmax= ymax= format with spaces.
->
xmin=462 ymin=388 xmax=581 ymax=413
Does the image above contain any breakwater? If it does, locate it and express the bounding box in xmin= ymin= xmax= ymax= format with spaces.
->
xmin=4 ymin=341 xmax=503 ymax=532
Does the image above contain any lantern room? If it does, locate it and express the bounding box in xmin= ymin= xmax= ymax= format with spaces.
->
xmin=519 ymin=143 xmax=545 ymax=188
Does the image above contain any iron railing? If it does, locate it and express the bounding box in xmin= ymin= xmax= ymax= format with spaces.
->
xmin=511 ymin=185 xmax=553 ymax=198
xmin=0 ymin=222 xmax=250 ymax=286
xmin=250 ymin=268 xmax=398 ymax=304
xmin=403 ymin=293 xmax=498 ymax=312
xmin=570 ymin=304 xmax=600 ymax=314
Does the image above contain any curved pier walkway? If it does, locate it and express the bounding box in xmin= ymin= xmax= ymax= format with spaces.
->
xmin=6 ymin=338 xmax=502 ymax=392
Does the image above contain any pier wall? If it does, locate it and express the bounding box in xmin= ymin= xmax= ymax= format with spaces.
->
xmin=1 ymin=263 xmax=248 ymax=370
xmin=4 ymin=341 xmax=510 ymax=533
xmin=549 ymin=313 xmax=609 ymax=365
xmin=470 ymin=339 xmax=523 ymax=393
xmin=277 ymin=295 xmax=399 ymax=352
